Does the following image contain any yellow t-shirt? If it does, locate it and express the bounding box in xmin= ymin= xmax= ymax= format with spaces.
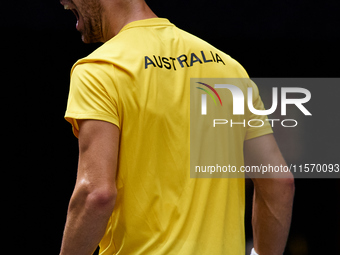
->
xmin=65 ymin=18 xmax=272 ymax=255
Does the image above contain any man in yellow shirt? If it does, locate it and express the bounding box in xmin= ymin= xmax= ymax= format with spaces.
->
xmin=59 ymin=0 xmax=294 ymax=254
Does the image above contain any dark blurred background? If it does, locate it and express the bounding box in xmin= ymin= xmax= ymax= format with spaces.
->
xmin=2 ymin=0 xmax=339 ymax=254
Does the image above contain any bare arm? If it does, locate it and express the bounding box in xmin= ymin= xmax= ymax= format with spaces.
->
xmin=244 ymin=134 xmax=295 ymax=255
xmin=60 ymin=120 xmax=120 ymax=255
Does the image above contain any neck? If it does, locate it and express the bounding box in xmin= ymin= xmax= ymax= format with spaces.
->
xmin=101 ymin=0 xmax=157 ymax=42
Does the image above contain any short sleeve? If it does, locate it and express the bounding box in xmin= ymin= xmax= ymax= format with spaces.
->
xmin=64 ymin=62 xmax=120 ymax=137
xmin=244 ymin=80 xmax=273 ymax=140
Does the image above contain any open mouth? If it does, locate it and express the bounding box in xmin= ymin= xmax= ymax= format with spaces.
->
xmin=64 ymin=3 xmax=80 ymax=21
xmin=71 ymin=9 xmax=80 ymax=21
xmin=63 ymin=2 xmax=82 ymax=30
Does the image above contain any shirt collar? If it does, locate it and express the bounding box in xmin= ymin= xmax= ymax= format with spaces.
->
xmin=119 ymin=18 xmax=173 ymax=33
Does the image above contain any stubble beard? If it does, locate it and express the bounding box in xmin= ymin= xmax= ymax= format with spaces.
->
xmin=79 ymin=0 xmax=104 ymax=43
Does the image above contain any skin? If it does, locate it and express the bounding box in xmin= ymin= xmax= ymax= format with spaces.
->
xmin=245 ymin=134 xmax=295 ymax=255
xmin=60 ymin=120 xmax=119 ymax=255
xmin=60 ymin=0 xmax=157 ymax=43
xmin=59 ymin=1 xmax=295 ymax=254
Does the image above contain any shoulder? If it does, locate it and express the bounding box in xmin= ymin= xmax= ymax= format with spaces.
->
xmin=177 ymin=28 xmax=249 ymax=76
xmin=71 ymin=61 xmax=114 ymax=80
xmin=69 ymin=62 xmax=116 ymax=96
